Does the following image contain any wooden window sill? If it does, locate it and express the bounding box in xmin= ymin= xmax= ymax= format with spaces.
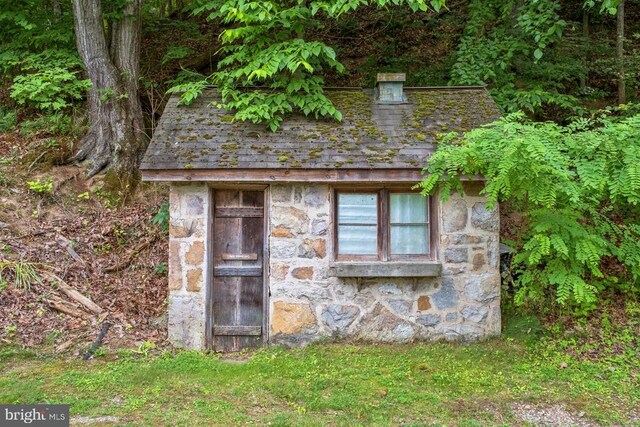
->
xmin=329 ymin=262 xmax=442 ymax=278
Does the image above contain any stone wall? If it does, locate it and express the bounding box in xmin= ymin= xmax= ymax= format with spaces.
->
xmin=167 ymin=184 xmax=210 ymax=350
xmin=268 ymin=183 xmax=501 ymax=345
xmin=166 ymin=182 xmax=501 ymax=350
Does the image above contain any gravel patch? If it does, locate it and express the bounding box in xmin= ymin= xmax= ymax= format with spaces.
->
xmin=511 ymin=403 xmax=600 ymax=427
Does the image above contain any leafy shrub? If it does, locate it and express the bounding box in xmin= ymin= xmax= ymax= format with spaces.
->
xmin=419 ymin=112 xmax=640 ymax=307
xmin=1 ymin=32 xmax=87 ymax=112
xmin=10 ymin=67 xmax=90 ymax=111
xmin=0 ymin=108 xmax=17 ymax=133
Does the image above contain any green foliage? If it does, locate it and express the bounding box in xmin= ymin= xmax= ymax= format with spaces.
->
xmin=165 ymin=69 xmax=207 ymax=88
xmin=153 ymin=262 xmax=168 ymax=275
xmin=19 ymin=113 xmax=79 ymax=137
xmin=492 ymin=84 xmax=583 ymax=117
xmin=585 ymin=0 xmax=622 ymax=15
xmin=449 ymin=0 xmax=600 ymax=118
xmin=10 ymin=66 xmax=90 ymax=111
xmin=0 ymin=107 xmax=17 ymax=133
xmin=450 ymin=0 xmax=564 ymax=83
xmin=167 ymin=79 xmax=208 ymax=106
xmin=542 ymin=298 xmax=640 ymax=368
xmin=0 ymin=260 xmax=42 ymax=291
xmin=151 ymin=202 xmax=170 ymax=231
xmin=133 ymin=341 xmax=157 ymax=358
xmin=172 ymin=0 xmax=445 ymax=131
xmin=102 ymin=0 xmax=133 ymax=21
xmin=0 ymin=1 xmax=86 ymax=113
xmin=419 ymin=112 xmax=640 ymax=306
xmin=161 ymin=45 xmax=194 ymax=65
xmin=26 ymin=177 xmax=53 ymax=194
xmin=451 ymin=0 xmax=638 ymax=119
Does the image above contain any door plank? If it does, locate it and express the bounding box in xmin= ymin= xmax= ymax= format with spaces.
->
xmin=215 ymin=190 xmax=240 ymax=207
xmin=241 ymin=217 xmax=263 ymax=267
xmin=214 ymin=325 xmax=262 ymax=336
xmin=241 ymin=191 xmax=265 ymax=208
xmin=214 ymin=267 xmax=262 ymax=277
xmin=212 ymin=276 xmax=239 ymax=352
xmin=238 ymin=191 xmax=264 ymax=350
xmin=215 ymin=207 xmax=263 ymax=218
xmin=213 ymin=217 xmax=241 ymax=266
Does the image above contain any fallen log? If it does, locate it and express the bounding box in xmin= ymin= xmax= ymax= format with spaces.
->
xmin=57 ymin=281 xmax=103 ymax=315
xmin=44 ymin=272 xmax=103 ymax=315
xmin=47 ymin=296 xmax=89 ymax=319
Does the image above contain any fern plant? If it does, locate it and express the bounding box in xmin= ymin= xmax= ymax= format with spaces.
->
xmin=419 ymin=112 xmax=640 ymax=307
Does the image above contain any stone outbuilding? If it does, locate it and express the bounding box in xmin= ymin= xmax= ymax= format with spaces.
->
xmin=141 ymin=74 xmax=502 ymax=351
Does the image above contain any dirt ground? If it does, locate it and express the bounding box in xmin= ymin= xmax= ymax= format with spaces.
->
xmin=0 ymin=130 xmax=169 ymax=355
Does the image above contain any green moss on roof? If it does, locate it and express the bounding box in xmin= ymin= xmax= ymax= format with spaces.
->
xmin=141 ymin=87 xmax=500 ymax=171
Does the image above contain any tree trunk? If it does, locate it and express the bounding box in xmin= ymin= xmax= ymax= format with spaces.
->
xmin=109 ymin=0 xmax=147 ymax=182
xmin=52 ymin=0 xmax=62 ymax=19
xmin=71 ymin=0 xmax=147 ymax=192
xmin=579 ymin=8 xmax=588 ymax=92
xmin=617 ymin=0 xmax=625 ymax=105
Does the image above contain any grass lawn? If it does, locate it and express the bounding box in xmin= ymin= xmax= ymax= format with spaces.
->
xmin=1 ymin=327 xmax=639 ymax=427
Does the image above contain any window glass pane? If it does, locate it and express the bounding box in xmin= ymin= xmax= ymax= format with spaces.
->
xmin=390 ymin=225 xmax=429 ymax=255
xmin=338 ymin=225 xmax=378 ymax=255
xmin=390 ymin=193 xmax=428 ymax=224
xmin=338 ymin=193 xmax=377 ymax=225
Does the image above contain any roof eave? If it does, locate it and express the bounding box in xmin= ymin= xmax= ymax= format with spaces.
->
xmin=140 ymin=168 xmax=486 ymax=183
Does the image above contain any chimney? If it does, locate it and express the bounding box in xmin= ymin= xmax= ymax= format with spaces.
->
xmin=375 ymin=73 xmax=407 ymax=104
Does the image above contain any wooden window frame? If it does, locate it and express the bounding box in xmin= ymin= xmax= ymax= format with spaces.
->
xmin=334 ymin=187 xmax=436 ymax=262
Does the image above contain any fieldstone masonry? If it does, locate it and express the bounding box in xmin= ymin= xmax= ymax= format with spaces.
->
xmin=167 ymin=183 xmax=210 ymax=350
xmin=166 ymin=182 xmax=501 ymax=350
xmin=268 ymin=182 xmax=500 ymax=346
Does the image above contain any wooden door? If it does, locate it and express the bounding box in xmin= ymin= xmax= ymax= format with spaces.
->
xmin=212 ymin=190 xmax=266 ymax=352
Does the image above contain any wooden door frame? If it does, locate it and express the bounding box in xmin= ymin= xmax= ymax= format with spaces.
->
xmin=205 ymin=185 xmax=270 ymax=351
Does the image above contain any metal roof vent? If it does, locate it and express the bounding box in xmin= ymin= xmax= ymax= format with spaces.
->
xmin=375 ymin=73 xmax=407 ymax=104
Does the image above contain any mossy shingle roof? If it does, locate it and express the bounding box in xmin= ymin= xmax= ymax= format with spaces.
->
xmin=140 ymin=87 xmax=499 ymax=171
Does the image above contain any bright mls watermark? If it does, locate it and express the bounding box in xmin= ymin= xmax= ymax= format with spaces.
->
xmin=0 ymin=405 xmax=69 ymax=426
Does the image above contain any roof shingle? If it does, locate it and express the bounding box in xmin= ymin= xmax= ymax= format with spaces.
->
xmin=140 ymin=87 xmax=499 ymax=171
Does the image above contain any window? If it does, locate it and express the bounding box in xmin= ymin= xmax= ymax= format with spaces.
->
xmin=335 ymin=189 xmax=432 ymax=261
